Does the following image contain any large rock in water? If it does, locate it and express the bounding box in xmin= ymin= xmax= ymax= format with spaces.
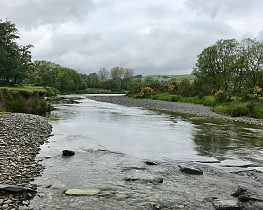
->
xmin=64 ymin=189 xmax=100 ymax=196
xmin=62 ymin=150 xmax=75 ymax=156
xmin=179 ymin=165 xmax=203 ymax=175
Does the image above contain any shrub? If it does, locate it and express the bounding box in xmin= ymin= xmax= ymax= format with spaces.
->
xmin=214 ymin=90 xmax=231 ymax=103
xmin=171 ymin=95 xmax=182 ymax=102
xmin=6 ymin=97 xmax=27 ymax=113
xmin=213 ymin=102 xmax=249 ymax=117
xmin=202 ymin=96 xmax=216 ymax=106
xmin=139 ymin=87 xmax=153 ymax=98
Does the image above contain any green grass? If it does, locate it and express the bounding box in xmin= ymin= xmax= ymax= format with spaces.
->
xmin=0 ymin=85 xmax=48 ymax=92
xmin=151 ymin=93 xmax=173 ymax=101
xmin=213 ymin=101 xmax=263 ymax=118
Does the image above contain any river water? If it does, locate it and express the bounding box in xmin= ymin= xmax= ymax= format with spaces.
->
xmin=28 ymin=95 xmax=263 ymax=210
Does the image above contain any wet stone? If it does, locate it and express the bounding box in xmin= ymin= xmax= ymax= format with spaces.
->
xmin=179 ymin=165 xmax=203 ymax=175
xmin=151 ymin=177 xmax=164 ymax=185
xmin=62 ymin=150 xmax=75 ymax=156
xmin=211 ymin=198 xmax=241 ymax=210
xmin=145 ymin=160 xmax=159 ymax=166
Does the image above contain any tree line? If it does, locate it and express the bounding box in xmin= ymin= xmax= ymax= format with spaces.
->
xmin=1 ymin=19 xmax=263 ymax=101
xmin=193 ymin=38 xmax=263 ymax=98
xmin=0 ymin=20 xmax=135 ymax=93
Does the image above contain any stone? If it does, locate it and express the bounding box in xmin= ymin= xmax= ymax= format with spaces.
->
xmin=115 ymin=193 xmax=128 ymax=201
xmin=64 ymin=189 xmax=100 ymax=196
xmin=124 ymin=177 xmax=139 ymax=182
xmin=145 ymin=160 xmax=159 ymax=165
xmin=62 ymin=150 xmax=75 ymax=156
xmin=0 ymin=184 xmax=36 ymax=193
xmin=151 ymin=177 xmax=164 ymax=185
xmin=179 ymin=165 xmax=203 ymax=175
xmin=211 ymin=198 xmax=241 ymax=210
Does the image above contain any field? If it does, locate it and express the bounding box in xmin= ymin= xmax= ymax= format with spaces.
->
xmin=143 ymin=74 xmax=195 ymax=82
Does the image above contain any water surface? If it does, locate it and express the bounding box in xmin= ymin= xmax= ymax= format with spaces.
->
xmin=29 ymin=96 xmax=263 ymax=209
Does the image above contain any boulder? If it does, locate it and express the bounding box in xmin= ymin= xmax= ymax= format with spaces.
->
xmin=179 ymin=165 xmax=203 ymax=175
xmin=62 ymin=150 xmax=75 ymax=156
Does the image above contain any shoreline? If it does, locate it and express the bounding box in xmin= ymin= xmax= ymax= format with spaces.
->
xmin=0 ymin=113 xmax=52 ymax=210
xmin=87 ymin=95 xmax=263 ymax=126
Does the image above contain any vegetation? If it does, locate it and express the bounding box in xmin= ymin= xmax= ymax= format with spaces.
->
xmin=0 ymin=88 xmax=53 ymax=115
xmin=127 ymin=38 xmax=263 ymax=119
xmin=1 ymin=19 xmax=263 ymax=119
xmin=0 ymin=20 xmax=33 ymax=85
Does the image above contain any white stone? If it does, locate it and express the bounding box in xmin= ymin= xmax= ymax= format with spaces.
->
xmin=64 ymin=189 xmax=100 ymax=196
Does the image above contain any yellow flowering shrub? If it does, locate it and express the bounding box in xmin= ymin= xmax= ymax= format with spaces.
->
xmin=139 ymin=87 xmax=153 ymax=98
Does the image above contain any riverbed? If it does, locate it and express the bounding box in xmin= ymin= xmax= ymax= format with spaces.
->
xmin=28 ymin=95 xmax=263 ymax=209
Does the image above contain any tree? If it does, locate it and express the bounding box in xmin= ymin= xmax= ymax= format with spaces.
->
xmin=86 ymin=73 xmax=100 ymax=88
xmin=98 ymin=67 xmax=109 ymax=82
xmin=122 ymin=68 xmax=134 ymax=89
xmin=242 ymin=38 xmax=263 ymax=88
xmin=110 ymin=66 xmax=124 ymax=80
xmin=0 ymin=20 xmax=33 ymax=85
xmin=193 ymin=39 xmax=238 ymax=93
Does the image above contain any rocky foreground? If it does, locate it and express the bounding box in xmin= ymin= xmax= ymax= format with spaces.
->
xmin=87 ymin=95 xmax=263 ymax=126
xmin=0 ymin=113 xmax=52 ymax=210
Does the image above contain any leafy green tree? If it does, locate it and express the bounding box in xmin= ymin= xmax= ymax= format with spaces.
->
xmin=86 ymin=73 xmax=100 ymax=88
xmin=193 ymin=39 xmax=238 ymax=93
xmin=178 ymin=78 xmax=192 ymax=97
xmin=242 ymin=38 xmax=263 ymax=88
xmin=0 ymin=20 xmax=33 ymax=85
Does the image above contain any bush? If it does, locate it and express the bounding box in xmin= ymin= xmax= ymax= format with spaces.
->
xmin=139 ymin=87 xmax=153 ymax=98
xmin=213 ymin=102 xmax=249 ymax=117
xmin=214 ymin=90 xmax=231 ymax=103
xmin=202 ymin=96 xmax=216 ymax=106
xmin=171 ymin=95 xmax=182 ymax=102
xmin=6 ymin=97 xmax=27 ymax=113
xmin=32 ymin=98 xmax=51 ymax=115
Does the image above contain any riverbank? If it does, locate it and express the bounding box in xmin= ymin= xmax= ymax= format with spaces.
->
xmin=0 ymin=113 xmax=52 ymax=210
xmin=87 ymin=95 xmax=263 ymax=126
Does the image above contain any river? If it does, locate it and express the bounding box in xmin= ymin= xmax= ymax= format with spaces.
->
xmin=28 ymin=95 xmax=263 ymax=210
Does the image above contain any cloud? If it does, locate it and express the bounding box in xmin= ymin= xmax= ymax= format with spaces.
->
xmin=1 ymin=0 xmax=262 ymax=75
xmin=0 ymin=0 xmax=95 ymax=28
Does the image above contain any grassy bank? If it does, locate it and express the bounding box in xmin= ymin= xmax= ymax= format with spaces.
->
xmin=137 ymin=92 xmax=263 ymax=119
xmin=0 ymin=86 xmax=57 ymax=115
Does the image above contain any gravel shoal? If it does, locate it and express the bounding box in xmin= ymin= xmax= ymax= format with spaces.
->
xmin=0 ymin=113 xmax=52 ymax=210
xmin=87 ymin=95 xmax=263 ymax=126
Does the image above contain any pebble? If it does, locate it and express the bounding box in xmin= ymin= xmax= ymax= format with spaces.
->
xmin=87 ymin=96 xmax=263 ymax=126
xmin=0 ymin=113 xmax=52 ymax=210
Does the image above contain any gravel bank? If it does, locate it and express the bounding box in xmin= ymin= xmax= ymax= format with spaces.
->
xmin=87 ymin=95 xmax=263 ymax=126
xmin=0 ymin=113 xmax=52 ymax=210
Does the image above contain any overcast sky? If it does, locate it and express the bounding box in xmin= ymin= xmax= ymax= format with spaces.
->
xmin=1 ymin=0 xmax=263 ymax=75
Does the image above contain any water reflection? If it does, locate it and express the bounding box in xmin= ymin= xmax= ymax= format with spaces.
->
xmin=47 ymin=97 xmax=263 ymax=165
xmin=190 ymin=118 xmax=263 ymax=163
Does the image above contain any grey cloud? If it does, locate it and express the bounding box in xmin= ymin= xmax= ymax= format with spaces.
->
xmin=185 ymin=0 xmax=263 ymax=19
xmin=1 ymin=0 xmax=262 ymax=75
xmin=0 ymin=0 xmax=95 ymax=28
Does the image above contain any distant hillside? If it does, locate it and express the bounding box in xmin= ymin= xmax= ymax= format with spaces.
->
xmin=142 ymin=74 xmax=195 ymax=82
